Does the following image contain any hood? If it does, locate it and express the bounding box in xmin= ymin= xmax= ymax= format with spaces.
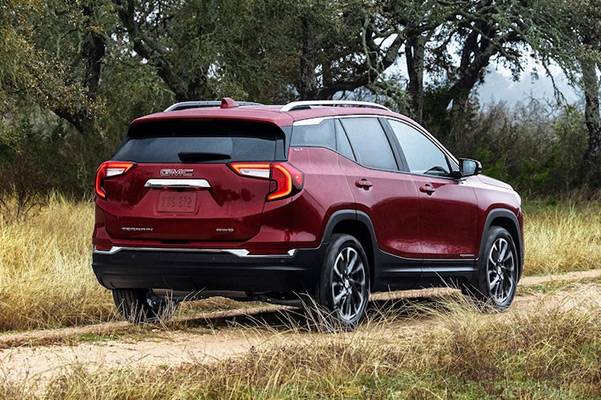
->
xmin=477 ymin=174 xmax=514 ymax=191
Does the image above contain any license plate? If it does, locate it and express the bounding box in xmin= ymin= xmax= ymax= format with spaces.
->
xmin=157 ymin=191 xmax=196 ymax=213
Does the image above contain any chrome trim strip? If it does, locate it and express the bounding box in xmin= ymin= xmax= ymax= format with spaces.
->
xmin=93 ymin=246 xmax=297 ymax=258
xmin=293 ymin=118 xmax=327 ymax=126
xmin=292 ymin=114 xmax=394 ymax=127
xmin=281 ymin=100 xmax=391 ymax=112
xmin=164 ymin=101 xmax=263 ymax=112
xmin=144 ymin=179 xmax=211 ymax=189
xmin=422 ymin=266 xmax=476 ymax=273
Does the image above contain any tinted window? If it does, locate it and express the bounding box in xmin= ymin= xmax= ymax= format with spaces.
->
xmin=389 ymin=119 xmax=455 ymax=176
xmin=113 ymin=120 xmax=281 ymax=163
xmin=340 ymin=118 xmax=397 ymax=170
xmin=335 ymin=120 xmax=355 ymax=160
xmin=291 ymin=119 xmax=336 ymax=151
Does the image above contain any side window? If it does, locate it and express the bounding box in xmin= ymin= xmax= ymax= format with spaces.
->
xmin=335 ymin=119 xmax=356 ymax=161
xmin=290 ymin=119 xmax=336 ymax=151
xmin=340 ymin=118 xmax=397 ymax=170
xmin=389 ymin=119 xmax=455 ymax=176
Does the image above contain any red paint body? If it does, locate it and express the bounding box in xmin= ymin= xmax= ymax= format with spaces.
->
xmin=93 ymin=102 xmax=523 ymax=295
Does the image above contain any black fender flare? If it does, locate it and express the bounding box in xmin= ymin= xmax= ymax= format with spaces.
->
xmin=320 ymin=209 xmax=380 ymax=277
xmin=478 ymin=208 xmax=524 ymax=278
xmin=322 ymin=210 xmax=378 ymax=247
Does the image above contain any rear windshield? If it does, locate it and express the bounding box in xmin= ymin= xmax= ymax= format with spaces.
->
xmin=113 ymin=120 xmax=284 ymax=163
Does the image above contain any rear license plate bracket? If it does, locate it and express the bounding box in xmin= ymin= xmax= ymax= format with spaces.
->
xmin=157 ymin=191 xmax=197 ymax=213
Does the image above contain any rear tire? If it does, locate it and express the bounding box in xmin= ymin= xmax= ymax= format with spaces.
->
xmin=112 ymin=289 xmax=179 ymax=324
xmin=312 ymin=234 xmax=370 ymax=331
xmin=462 ymin=226 xmax=518 ymax=311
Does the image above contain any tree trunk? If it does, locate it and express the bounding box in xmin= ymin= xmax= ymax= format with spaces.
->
xmin=405 ymin=34 xmax=426 ymax=124
xmin=112 ymin=0 xmax=192 ymax=101
xmin=298 ymin=17 xmax=319 ymax=100
xmin=52 ymin=1 xmax=106 ymax=135
xmin=579 ymin=54 xmax=601 ymax=184
xmin=82 ymin=2 xmax=105 ymax=100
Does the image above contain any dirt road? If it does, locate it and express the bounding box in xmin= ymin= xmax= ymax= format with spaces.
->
xmin=2 ymin=269 xmax=601 ymax=387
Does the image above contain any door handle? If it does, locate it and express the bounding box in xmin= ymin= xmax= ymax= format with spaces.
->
xmin=419 ymin=184 xmax=435 ymax=195
xmin=355 ymin=179 xmax=373 ymax=190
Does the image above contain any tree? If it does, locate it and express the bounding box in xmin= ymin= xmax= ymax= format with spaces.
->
xmin=567 ymin=1 xmax=601 ymax=185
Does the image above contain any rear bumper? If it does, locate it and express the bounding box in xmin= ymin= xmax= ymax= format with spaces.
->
xmin=92 ymin=246 xmax=324 ymax=293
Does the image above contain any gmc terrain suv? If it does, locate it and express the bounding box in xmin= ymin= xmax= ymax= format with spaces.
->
xmin=93 ymin=98 xmax=523 ymax=329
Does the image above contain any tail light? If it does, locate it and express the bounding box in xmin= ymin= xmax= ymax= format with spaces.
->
xmin=95 ymin=161 xmax=135 ymax=199
xmin=229 ymin=162 xmax=304 ymax=201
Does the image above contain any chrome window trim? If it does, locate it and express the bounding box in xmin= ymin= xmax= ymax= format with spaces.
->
xmin=293 ymin=114 xmax=387 ymax=127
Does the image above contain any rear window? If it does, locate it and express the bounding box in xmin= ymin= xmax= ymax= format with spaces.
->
xmin=113 ymin=120 xmax=284 ymax=163
xmin=290 ymin=119 xmax=336 ymax=151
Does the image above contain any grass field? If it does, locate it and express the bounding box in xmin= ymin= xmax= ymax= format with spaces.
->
xmin=2 ymin=291 xmax=601 ymax=399
xmin=0 ymin=195 xmax=116 ymax=331
xmin=523 ymin=200 xmax=601 ymax=275
xmin=0 ymin=196 xmax=600 ymax=331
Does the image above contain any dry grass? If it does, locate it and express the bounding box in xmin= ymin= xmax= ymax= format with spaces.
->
xmin=0 ymin=194 xmax=116 ymax=331
xmin=3 ymin=291 xmax=601 ymax=399
xmin=524 ymin=201 xmax=601 ymax=275
xmin=0 ymin=197 xmax=600 ymax=332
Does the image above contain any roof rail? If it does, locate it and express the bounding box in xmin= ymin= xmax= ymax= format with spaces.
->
xmin=280 ymin=100 xmax=391 ymax=112
xmin=164 ymin=100 xmax=263 ymax=112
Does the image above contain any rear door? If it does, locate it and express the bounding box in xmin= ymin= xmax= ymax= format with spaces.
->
xmin=336 ymin=117 xmax=422 ymax=259
xmin=102 ymin=119 xmax=285 ymax=242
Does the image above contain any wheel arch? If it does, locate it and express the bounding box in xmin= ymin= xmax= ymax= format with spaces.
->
xmin=322 ymin=210 xmax=378 ymax=287
xmin=479 ymin=209 xmax=524 ymax=278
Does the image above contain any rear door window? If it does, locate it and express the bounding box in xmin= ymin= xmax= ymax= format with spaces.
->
xmin=339 ymin=118 xmax=398 ymax=170
xmin=113 ymin=120 xmax=283 ymax=163
xmin=335 ymin=119 xmax=356 ymax=161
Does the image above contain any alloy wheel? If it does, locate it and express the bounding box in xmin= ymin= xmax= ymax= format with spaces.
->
xmin=486 ymin=237 xmax=516 ymax=304
xmin=331 ymin=246 xmax=368 ymax=322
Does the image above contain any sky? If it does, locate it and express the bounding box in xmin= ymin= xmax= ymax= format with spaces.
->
xmin=477 ymin=64 xmax=581 ymax=107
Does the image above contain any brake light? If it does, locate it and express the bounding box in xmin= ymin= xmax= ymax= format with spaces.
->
xmin=229 ymin=162 xmax=304 ymax=201
xmin=229 ymin=163 xmax=271 ymax=179
xmin=95 ymin=161 xmax=135 ymax=199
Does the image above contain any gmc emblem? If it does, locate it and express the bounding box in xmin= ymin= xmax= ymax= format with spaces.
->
xmin=160 ymin=168 xmax=194 ymax=177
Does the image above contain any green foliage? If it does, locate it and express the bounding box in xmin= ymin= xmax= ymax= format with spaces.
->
xmin=432 ymin=98 xmax=589 ymax=197
xmin=0 ymin=0 xmax=599 ymax=199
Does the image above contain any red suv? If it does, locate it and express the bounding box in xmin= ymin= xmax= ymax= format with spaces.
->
xmin=93 ymin=98 xmax=523 ymax=329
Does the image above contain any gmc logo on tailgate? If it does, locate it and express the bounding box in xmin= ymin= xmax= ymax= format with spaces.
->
xmin=160 ymin=168 xmax=194 ymax=177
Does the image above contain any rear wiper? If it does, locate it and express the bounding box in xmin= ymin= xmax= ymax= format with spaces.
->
xmin=178 ymin=152 xmax=231 ymax=162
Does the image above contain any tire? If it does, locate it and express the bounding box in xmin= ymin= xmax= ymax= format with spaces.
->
xmin=112 ymin=289 xmax=179 ymax=324
xmin=462 ymin=226 xmax=519 ymax=311
xmin=312 ymin=234 xmax=370 ymax=331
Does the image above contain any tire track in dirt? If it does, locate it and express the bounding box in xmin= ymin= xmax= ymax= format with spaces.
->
xmin=2 ymin=269 xmax=601 ymax=386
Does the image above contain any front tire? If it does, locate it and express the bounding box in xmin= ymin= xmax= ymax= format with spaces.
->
xmin=463 ymin=226 xmax=519 ymax=311
xmin=113 ymin=289 xmax=179 ymax=324
xmin=313 ymin=234 xmax=370 ymax=330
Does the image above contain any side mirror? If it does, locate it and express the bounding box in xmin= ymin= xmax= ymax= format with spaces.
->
xmin=459 ymin=158 xmax=482 ymax=177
